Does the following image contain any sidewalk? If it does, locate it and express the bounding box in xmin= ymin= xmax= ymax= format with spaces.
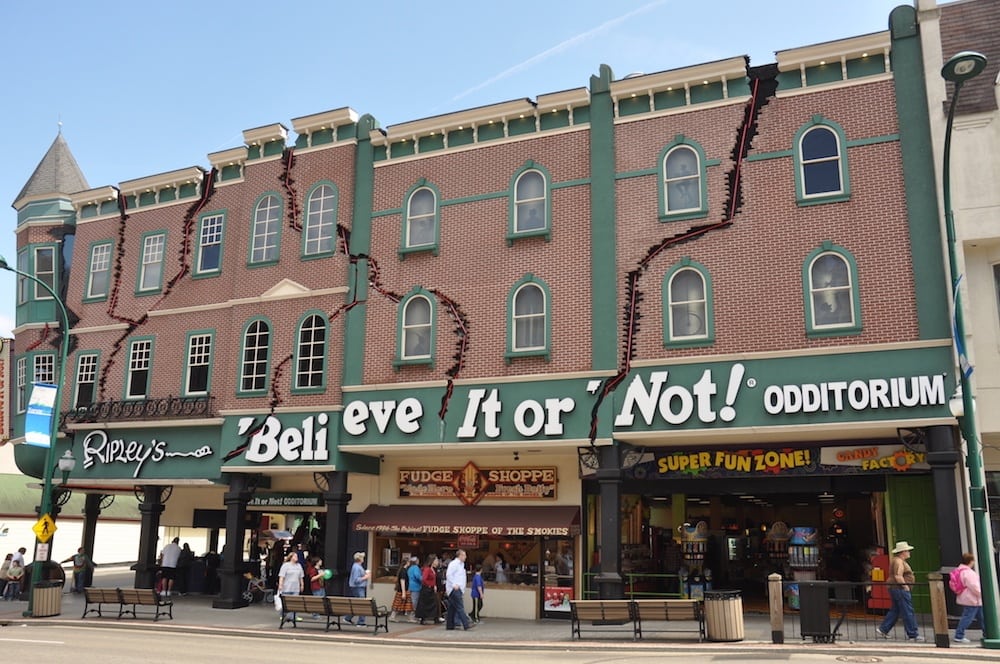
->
xmin=0 ymin=576 xmax=994 ymax=660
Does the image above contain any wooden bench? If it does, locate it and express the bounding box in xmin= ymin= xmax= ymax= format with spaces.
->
xmin=118 ymin=588 xmax=173 ymax=621
xmin=81 ymin=587 xmax=121 ymax=619
xmin=632 ymin=599 xmax=705 ymax=641
xmin=569 ymin=599 xmax=638 ymax=639
xmin=278 ymin=595 xmax=339 ymax=631
xmin=327 ymin=596 xmax=390 ymax=634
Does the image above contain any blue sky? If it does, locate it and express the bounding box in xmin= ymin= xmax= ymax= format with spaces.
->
xmin=1 ymin=0 xmax=905 ymax=337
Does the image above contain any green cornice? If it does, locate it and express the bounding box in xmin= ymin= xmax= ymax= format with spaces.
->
xmin=889 ymin=5 xmax=949 ymax=339
xmin=589 ymin=64 xmax=618 ymax=373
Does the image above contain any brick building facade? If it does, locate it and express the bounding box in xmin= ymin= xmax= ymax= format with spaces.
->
xmin=8 ymin=5 xmax=972 ymax=617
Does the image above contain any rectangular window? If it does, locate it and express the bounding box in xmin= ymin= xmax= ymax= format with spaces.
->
xmin=17 ymin=251 xmax=29 ymax=304
xmin=185 ymin=334 xmax=212 ymax=395
xmin=87 ymin=243 xmax=112 ymax=299
xmin=75 ymin=354 xmax=99 ymax=408
xmin=197 ymin=214 xmax=224 ymax=274
xmin=33 ymin=247 xmax=55 ymax=299
xmin=34 ymin=353 xmax=56 ymax=384
xmin=139 ymin=234 xmax=166 ymax=292
xmin=16 ymin=357 xmax=26 ymax=413
xmin=126 ymin=340 xmax=152 ymax=399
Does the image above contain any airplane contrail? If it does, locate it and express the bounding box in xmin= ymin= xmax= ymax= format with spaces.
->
xmin=449 ymin=0 xmax=669 ymax=103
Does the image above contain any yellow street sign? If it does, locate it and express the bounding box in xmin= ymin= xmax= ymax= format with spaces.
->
xmin=33 ymin=514 xmax=56 ymax=542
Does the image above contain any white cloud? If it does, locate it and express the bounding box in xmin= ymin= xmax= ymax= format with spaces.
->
xmin=0 ymin=313 xmax=14 ymax=339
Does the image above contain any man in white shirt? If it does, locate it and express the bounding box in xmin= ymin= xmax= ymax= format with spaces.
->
xmin=444 ymin=549 xmax=474 ymax=630
xmin=159 ymin=537 xmax=182 ymax=596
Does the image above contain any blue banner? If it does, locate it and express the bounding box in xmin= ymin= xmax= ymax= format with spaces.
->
xmin=953 ymin=276 xmax=973 ymax=379
xmin=24 ymin=382 xmax=57 ymax=449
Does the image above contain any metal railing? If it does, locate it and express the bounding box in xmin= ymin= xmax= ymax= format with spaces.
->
xmin=64 ymin=394 xmax=216 ymax=423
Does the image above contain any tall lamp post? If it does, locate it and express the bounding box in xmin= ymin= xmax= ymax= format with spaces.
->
xmin=0 ymin=254 xmax=71 ymax=618
xmin=940 ymin=51 xmax=999 ymax=649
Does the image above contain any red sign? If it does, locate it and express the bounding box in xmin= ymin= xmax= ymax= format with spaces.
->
xmin=457 ymin=534 xmax=479 ymax=549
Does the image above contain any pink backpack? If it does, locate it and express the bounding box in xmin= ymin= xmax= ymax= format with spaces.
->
xmin=949 ymin=566 xmax=966 ymax=594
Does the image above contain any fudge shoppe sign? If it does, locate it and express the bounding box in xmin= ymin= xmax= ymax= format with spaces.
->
xmin=627 ymin=443 xmax=930 ymax=480
xmin=399 ymin=461 xmax=557 ymax=506
xmin=340 ymin=349 xmax=952 ymax=443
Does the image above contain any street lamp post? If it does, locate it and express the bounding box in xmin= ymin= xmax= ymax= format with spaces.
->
xmin=940 ymin=51 xmax=999 ymax=649
xmin=0 ymin=254 xmax=71 ymax=618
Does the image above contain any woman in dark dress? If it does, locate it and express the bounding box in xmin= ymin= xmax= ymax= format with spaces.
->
xmin=414 ymin=554 xmax=442 ymax=624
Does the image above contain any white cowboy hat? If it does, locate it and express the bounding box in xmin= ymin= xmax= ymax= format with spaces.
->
xmin=891 ymin=541 xmax=915 ymax=554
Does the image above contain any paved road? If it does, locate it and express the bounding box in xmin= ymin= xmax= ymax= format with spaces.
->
xmin=0 ymin=625 xmax=987 ymax=664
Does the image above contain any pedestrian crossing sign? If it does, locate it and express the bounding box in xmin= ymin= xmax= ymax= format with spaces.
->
xmin=33 ymin=514 xmax=56 ymax=542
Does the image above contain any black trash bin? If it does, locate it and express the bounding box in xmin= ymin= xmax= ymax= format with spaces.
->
xmin=704 ymin=590 xmax=744 ymax=641
xmin=798 ymin=581 xmax=833 ymax=642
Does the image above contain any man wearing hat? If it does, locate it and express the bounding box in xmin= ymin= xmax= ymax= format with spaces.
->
xmin=876 ymin=541 xmax=923 ymax=641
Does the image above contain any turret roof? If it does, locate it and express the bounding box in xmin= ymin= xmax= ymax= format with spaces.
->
xmin=13 ymin=132 xmax=89 ymax=209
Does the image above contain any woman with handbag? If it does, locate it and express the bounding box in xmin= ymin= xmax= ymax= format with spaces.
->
xmin=414 ymin=554 xmax=444 ymax=624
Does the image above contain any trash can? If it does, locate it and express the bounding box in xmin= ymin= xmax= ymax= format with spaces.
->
xmin=704 ymin=589 xmax=744 ymax=642
xmin=32 ymin=580 xmax=64 ymax=617
xmin=798 ymin=581 xmax=832 ymax=642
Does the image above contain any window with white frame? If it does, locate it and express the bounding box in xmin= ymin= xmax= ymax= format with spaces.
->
xmin=87 ymin=243 xmax=112 ymax=299
xmin=74 ymin=354 xmax=98 ymax=408
xmin=251 ymin=195 xmax=281 ymax=263
xmin=809 ymin=252 xmax=853 ymax=327
xmin=304 ymin=185 xmax=336 ymax=255
xmin=241 ymin=320 xmax=270 ymax=393
xmin=402 ymin=296 xmax=432 ymax=359
xmin=295 ymin=315 xmax=326 ymax=389
xmin=668 ymin=268 xmax=708 ymax=339
xmin=126 ymin=340 xmax=152 ymax=399
xmin=33 ymin=247 xmax=55 ymax=299
xmin=664 ymin=146 xmax=701 ymax=213
xmin=800 ymin=126 xmax=842 ymax=197
xmin=16 ymin=357 xmax=26 ymax=413
xmin=34 ymin=353 xmax=55 ymax=385
xmin=405 ymin=188 xmax=436 ymax=248
xmin=17 ymin=252 xmax=29 ymax=304
xmin=139 ymin=233 xmax=166 ymax=292
xmin=514 ymin=170 xmax=546 ymax=232
xmin=197 ymin=214 xmax=224 ymax=274
xmin=185 ymin=334 xmax=212 ymax=395
xmin=512 ymin=284 xmax=546 ymax=351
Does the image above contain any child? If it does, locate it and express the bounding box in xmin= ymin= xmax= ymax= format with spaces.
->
xmin=470 ymin=563 xmax=485 ymax=623
xmin=4 ymin=560 xmax=23 ymax=600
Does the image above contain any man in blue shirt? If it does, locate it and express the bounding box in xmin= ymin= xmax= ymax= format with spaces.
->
xmin=346 ymin=551 xmax=371 ymax=626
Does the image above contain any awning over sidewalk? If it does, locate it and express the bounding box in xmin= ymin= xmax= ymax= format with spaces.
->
xmin=353 ymin=504 xmax=580 ymax=538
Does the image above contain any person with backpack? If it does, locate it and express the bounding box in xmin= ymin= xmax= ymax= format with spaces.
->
xmin=951 ymin=552 xmax=983 ymax=644
xmin=876 ymin=541 xmax=923 ymax=641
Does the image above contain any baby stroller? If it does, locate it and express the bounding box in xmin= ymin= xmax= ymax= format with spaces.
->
xmin=242 ymin=573 xmax=274 ymax=604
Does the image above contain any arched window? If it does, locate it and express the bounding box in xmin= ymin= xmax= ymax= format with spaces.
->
xmin=514 ymin=170 xmax=546 ymax=232
xmin=406 ymin=187 xmax=436 ymax=248
xmin=808 ymin=253 xmax=853 ymax=327
xmin=800 ymin=127 xmax=842 ymax=196
xmin=295 ymin=313 xmax=327 ymax=390
xmin=513 ymin=283 xmax=546 ymax=351
xmin=662 ymin=260 xmax=714 ymax=346
xmin=794 ymin=118 xmax=850 ymax=204
xmin=402 ymin=296 xmax=433 ymax=359
xmin=304 ymin=184 xmax=336 ymax=256
xmin=240 ymin=319 xmax=271 ymax=394
xmin=669 ymin=269 xmax=707 ymax=338
xmin=250 ymin=194 xmax=281 ymax=263
xmin=664 ymin=146 xmax=701 ymax=213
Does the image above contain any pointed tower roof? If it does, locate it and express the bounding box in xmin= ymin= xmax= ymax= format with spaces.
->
xmin=12 ymin=132 xmax=89 ymax=209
